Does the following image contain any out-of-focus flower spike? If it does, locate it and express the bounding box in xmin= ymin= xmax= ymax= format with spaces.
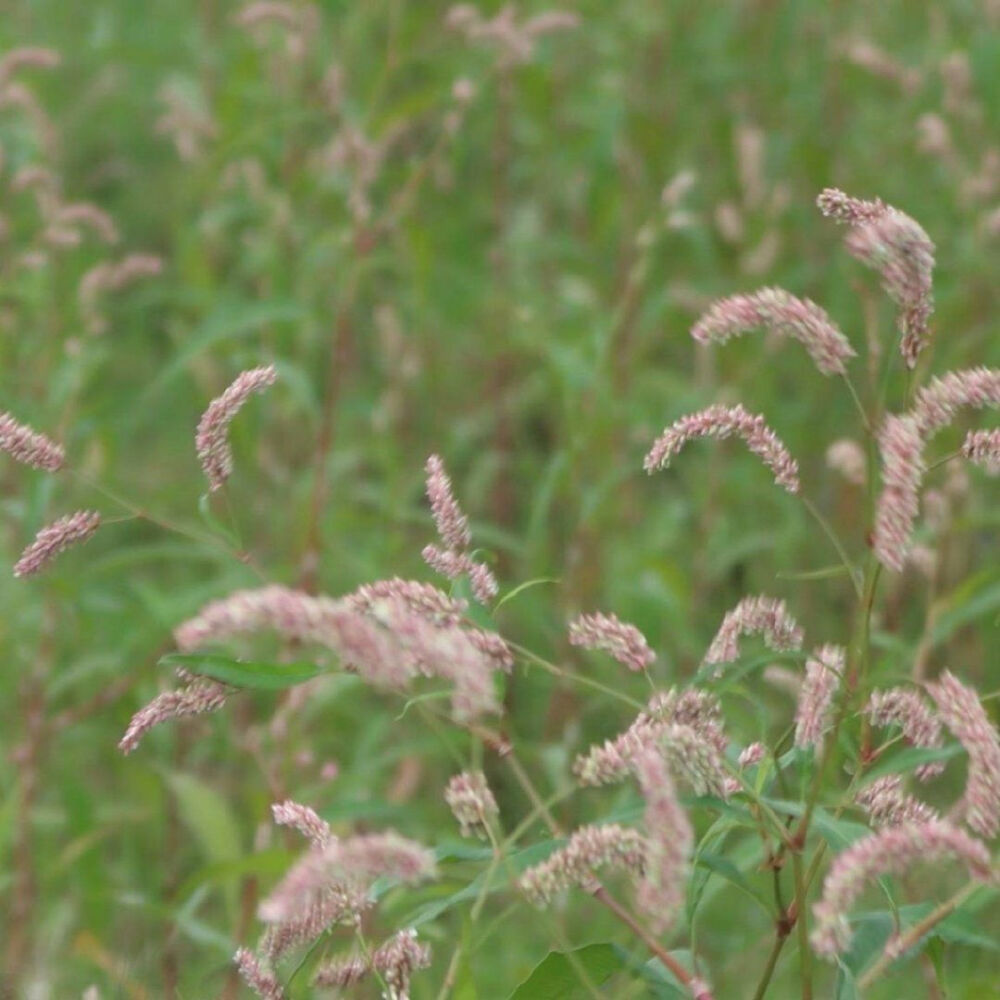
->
xmin=794 ymin=645 xmax=844 ymax=750
xmin=195 ymin=364 xmax=277 ymax=491
xmin=445 ymin=771 xmax=498 ymax=838
xmin=234 ymin=948 xmax=285 ymax=1000
xmin=568 ymin=611 xmax=655 ymax=672
xmin=927 ymin=671 xmax=1000 ymax=838
xmin=0 ymin=411 xmax=65 ymax=471
xmin=13 ymin=510 xmax=100 ymax=577
xmin=866 ymin=687 xmax=945 ymax=780
xmin=271 ymin=800 xmax=333 ymax=849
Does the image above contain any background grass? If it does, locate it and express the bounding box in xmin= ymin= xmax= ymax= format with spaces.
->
xmin=1 ymin=1 xmax=999 ymax=996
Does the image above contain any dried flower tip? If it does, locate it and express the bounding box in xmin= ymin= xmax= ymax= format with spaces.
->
xmin=855 ymin=775 xmax=938 ymax=828
xmin=634 ymin=750 xmax=692 ymax=932
xmin=272 ymin=800 xmax=333 ymax=849
xmin=0 ymin=411 xmax=65 ymax=471
xmin=372 ymin=929 xmax=432 ymax=1000
xmin=927 ymin=671 xmax=1000 ymax=838
xmin=519 ymin=824 xmax=646 ymax=905
xmin=644 ymin=404 xmax=799 ymax=493
xmin=738 ymin=742 xmax=766 ymax=769
xmin=425 ymin=454 xmax=471 ymax=550
xmin=873 ymin=414 xmax=925 ymax=572
xmin=118 ymin=678 xmax=227 ymax=754
xmin=14 ymin=510 xmax=100 ymax=577
xmin=826 ymin=438 xmax=866 ymax=486
xmin=234 ymin=948 xmax=284 ymax=1000
xmin=195 ymin=364 xmax=277 ymax=491
xmin=962 ymin=428 xmax=1000 ymax=475
xmin=568 ymin=611 xmax=655 ymax=672
xmin=866 ymin=687 xmax=944 ymax=780
xmin=313 ymin=952 xmax=369 ymax=989
xmin=692 ymin=288 xmax=855 ymax=376
xmin=703 ymin=595 xmax=803 ymax=671
xmin=445 ymin=771 xmax=498 ymax=838
xmin=794 ymin=645 xmax=845 ymax=750
xmin=811 ymin=819 xmax=993 ymax=959
xmin=816 ymin=187 xmax=886 ymax=226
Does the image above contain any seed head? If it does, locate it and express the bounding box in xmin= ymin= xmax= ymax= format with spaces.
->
xmin=13 ymin=510 xmax=100 ymax=577
xmin=568 ymin=611 xmax=655 ymax=672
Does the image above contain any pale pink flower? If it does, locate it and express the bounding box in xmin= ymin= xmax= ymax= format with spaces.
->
xmin=873 ymin=414 xmax=924 ymax=572
xmin=445 ymin=771 xmax=498 ymax=838
xmin=118 ymin=677 xmax=228 ymax=754
xmin=519 ymin=824 xmax=646 ymax=904
xmin=962 ymin=428 xmax=1000 ymax=474
xmin=634 ymin=750 xmax=692 ymax=932
xmin=913 ymin=367 xmax=1000 ymax=436
xmin=422 ymin=544 xmax=498 ymax=604
xmin=691 ymin=288 xmax=855 ymax=376
xmin=0 ymin=411 xmax=64 ymax=471
xmin=271 ymin=800 xmax=332 ymax=849
xmin=234 ymin=948 xmax=284 ymax=1000
xmin=866 ymin=687 xmax=944 ymax=780
xmin=54 ymin=203 xmax=118 ymax=244
xmin=738 ymin=742 xmax=766 ymax=768
xmin=14 ymin=510 xmax=100 ymax=577
xmin=372 ymin=929 xmax=432 ymax=1000
xmin=826 ymin=438 xmax=866 ymax=486
xmin=927 ymin=671 xmax=1000 ymax=838
xmin=313 ymin=952 xmax=368 ymax=988
xmin=568 ymin=611 xmax=655 ymax=672
xmin=78 ymin=254 xmax=162 ymax=334
xmin=0 ymin=47 xmax=60 ymax=86
xmin=816 ymin=187 xmax=887 ymax=226
xmin=425 ymin=454 xmax=471 ymax=550
xmin=818 ymin=188 xmax=935 ymax=367
xmin=644 ymin=404 xmax=799 ymax=493
xmin=855 ymin=775 xmax=938 ymax=827
xmin=259 ymin=831 xmax=435 ymax=928
xmin=348 ymin=577 xmax=467 ymax=624
xmin=574 ymin=688 xmax=728 ymax=788
xmin=195 ymin=364 xmax=277 ymax=491
xmin=702 ymin=595 xmax=803 ymax=671
xmin=811 ymin=820 xmax=993 ymax=958
xmin=794 ymin=645 xmax=844 ymax=749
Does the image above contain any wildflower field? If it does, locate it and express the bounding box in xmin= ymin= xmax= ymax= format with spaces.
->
xmin=2 ymin=1 xmax=1000 ymax=997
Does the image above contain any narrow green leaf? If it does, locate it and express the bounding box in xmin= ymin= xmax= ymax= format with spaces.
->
xmin=160 ymin=652 xmax=325 ymax=690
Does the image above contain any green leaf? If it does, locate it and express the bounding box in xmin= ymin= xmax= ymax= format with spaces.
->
xmin=160 ymin=652 xmax=325 ymax=690
xmin=508 ymin=943 xmax=624 ymax=999
xmin=862 ymin=743 xmax=963 ymax=782
xmin=694 ymin=850 xmax=772 ymax=914
xmin=166 ymin=772 xmax=242 ymax=919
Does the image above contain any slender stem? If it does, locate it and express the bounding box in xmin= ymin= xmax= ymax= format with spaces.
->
xmin=841 ymin=374 xmax=873 ymax=435
xmin=791 ymin=852 xmax=813 ymax=999
xmin=751 ymin=930 xmax=790 ymax=1000
xmin=799 ymin=496 xmax=862 ymax=599
xmin=856 ymin=882 xmax=980 ymax=990
xmin=508 ymin=641 xmax=645 ymax=710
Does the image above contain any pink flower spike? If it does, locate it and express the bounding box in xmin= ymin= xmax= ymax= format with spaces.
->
xmin=118 ymin=678 xmax=228 ymax=754
xmin=568 ymin=611 xmax=655 ymax=672
xmin=0 ymin=411 xmax=65 ymax=471
xmin=692 ymin=288 xmax=855 ymax=376
xmin=14 ymin=510 xmax=100 ymax=577
xmin=962 ymin=428 xmax=1000 ymax=475
xmin=425 ymin=454 xmax=471 ymax=551
xmin=445 ymin=771 xmax=498 ymax=838
xmin=644 ymin=404 xmax=799 ymax=493
xmin=272 ymin=800 xmax=333 ymax=849
xmin=702 ymin=595 xmax=803 ymax=671
xmin=195 ymin=364 xmax=277 ymax=491
xmin=927 ymin=671 xmax=1000 ymax=838
xmin=794 ymin=645 xmax=845 ymax=750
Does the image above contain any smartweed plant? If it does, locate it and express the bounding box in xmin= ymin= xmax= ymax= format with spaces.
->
xmin=3 ymin=6 xmax=1000 ymax=1000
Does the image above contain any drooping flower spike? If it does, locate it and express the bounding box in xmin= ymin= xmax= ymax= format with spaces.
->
xmin=568 ymin=611 xmax=655 ymax=672
xmin=644 ymin=404 xmax=799 ymax=493
xmin=692 ymin=287 xmax=855 ymax=376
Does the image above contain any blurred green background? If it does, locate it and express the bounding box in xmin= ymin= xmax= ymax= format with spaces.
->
xmin=1 ymin=1 xmax=999 ymax=996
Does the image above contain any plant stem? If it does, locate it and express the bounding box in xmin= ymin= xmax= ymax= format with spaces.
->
xmin=856 ymin=882 xmax=980 ymax=990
